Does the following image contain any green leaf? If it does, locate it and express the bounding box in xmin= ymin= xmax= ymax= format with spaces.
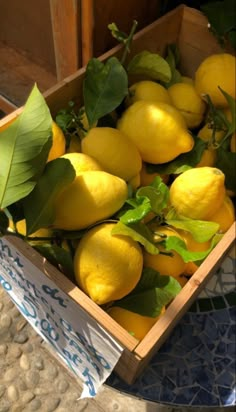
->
xmin=218 ymin=88 xmax=236 ymax=139
xmin=215 ymin=148 xmax=236 ymax=191
xmin=108 ymin=23 xmax=128 ymax=43
xmin=164 ymin=44 xmax=182 ymax=87
xmin=120 ymin=199 xmax=152 ymax=225
xmin=166 ymin=213 xmax=220 ymax=242
xmin=0 ymin=84 xmax=52 ymax=209
xmin=146 ymin=137 xmax=206 ymax=175
xmin=136 ymin=176 xmax=169 ymax=214
xmin=111 ymin=221 xmax=159 ymax=254
xmin=115 ymin=267 xmax=181 ymax=317
xmin=127 ymin=51 xmax=172 ymax=82
xmin=83 ymin=57 xmax=128 ymax=126
xmin=34 ymin=243 xmax=75 ymax=282
xmin=164 ymin=235 xmax=220 ymax=263
xmin=23 ymin=158 xmax=75 ymax=235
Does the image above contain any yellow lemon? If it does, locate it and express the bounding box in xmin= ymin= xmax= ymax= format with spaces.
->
xmin=179 ymin=230 xmax=211 ymax=252
xmin=197 ymin=123 xmax=225 ymax=143
xmin=126 ymin=80 xmax=172 ymax=107
xmin=168 ymin=82 xmax=206 ymax=129
xmin=47 ymin=121 xmax=66 ymax=162
xmin=108 ymin=306 xmax=165 ymax=341
xmin=140 ymin=162 xmax=169 ymax=186
xmin=9 ymin=219 xmax=52 ymax=245
xmin=60 ymin=152 xmax=103 ymax=175
xmin=74 ymin=223 xmax=143 ymax=305
xmin=66 ymin=135 xmax=81 ymax=153
xmin=128 ymin=173 xmax=141 ymax=191
xmin=195 ymin=148 xmax=216 ymax=167
xmin=181 ymin=76 xmax=194 ymax=85
xmin=195 ymin=53 xmax=236 ymax=107
xmin=207 ymin=195 xmax=235 ymax=233
xmin=52 ymin=170 xmax=128 ymax=230
xmin=143 ymin=226 xmax=187 ymax=278
xmin=81 ymin=127 xmax=142 ymax=181
xmin=169 ymin=167 xmax=226 ymax=220
xmin=117 ymin=100 xmax=194 ymax=164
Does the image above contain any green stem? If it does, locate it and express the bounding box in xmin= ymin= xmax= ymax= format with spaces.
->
xmin=120 ymin=20 xmax=138 ymax=66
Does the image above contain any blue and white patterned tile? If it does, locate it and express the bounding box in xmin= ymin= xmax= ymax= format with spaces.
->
xmin=106 ymin=251 xmax=236 ymax=407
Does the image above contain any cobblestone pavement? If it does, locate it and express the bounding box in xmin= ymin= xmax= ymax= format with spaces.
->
xmin=0 ymin=285 xmax=234 ymax=412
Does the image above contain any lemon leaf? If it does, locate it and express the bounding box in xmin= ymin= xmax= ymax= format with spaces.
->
xmin=218 ymin=88 xmax=236 ymax=139
xmin=127 ymin=51 xmax=172 ymax=82
xmin=111 ymin=221 xmax=159 ymax=254
xmin=216 ymin=148 xmax=236 ymax=191
xmin=166 ymin=214 xmax=219 ymax=242
xmin=33 ymin=244 xmax=75 ymax=282
xmin=120 ymin=200 xmax=152 ymax=225
xmin=146 ymin=136 xmax=206 ymax=175
xmin=115 ymin=268 xmax=181 ymax=317
xmin=0 ymin=84 xmax=52 ymax=209
xmin=83 ymin=57 xmax=128 ymax=126
xmin=23 ymin=159 xmax=75 ymax=235
xmin=164 ymin=235 xmax=221 ymax=263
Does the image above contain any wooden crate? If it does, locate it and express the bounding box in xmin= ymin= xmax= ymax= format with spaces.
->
xmin=0 ymin=5 xmax=235 ymax=385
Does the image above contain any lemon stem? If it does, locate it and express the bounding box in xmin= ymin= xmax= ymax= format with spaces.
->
xmin=120 ymin=20 xmax=138 ymax=66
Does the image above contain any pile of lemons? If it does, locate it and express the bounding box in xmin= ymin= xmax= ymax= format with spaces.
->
xmin=8 ymin=52 xmax=236 ymax=341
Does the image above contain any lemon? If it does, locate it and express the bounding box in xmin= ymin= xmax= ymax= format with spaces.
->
xmin=197 ymin=123 xmax=225 ymax=143
xmin=179 ymin=230 xmax=211 ymax=252
xmin=60 ymin=152 xmax=103 ymax=175
xmin=169 ymin=167 xmax=226 ymax=220
xmin=168 ymin=83 xmax=206 ymax=129
xmin=195 ymin=148 xmax=216 ymax=167
xmin=207 ymin=195 xmax=235 ymax=233
xmin=74 ymin=223 xmax=143 ymax=305
xmin=143 ymin=226 xmax=187 ymax=278
xmin=128 ymin=173 xmax=141 ymax=191
xmin=181 ymin=76 xmax=194 ymax=85
xmin=66 ymin=135 xmax=81 ymax=153
xmin=108 ymin=306 xmax=165 ymax=341
xmin=117 ymin=100 xmax=194 ymax=164
xmin=140 ymin=162 xmax=169 ymax=186
xmin=52 ymin=170 xmax=128 ymax=230
xmin=47 ymin=121 xmax=66 ymax=162
xmin=195 ymin=53 xmax=236 ymax=107
xmin=126 ymin=80 xmax=172 ymax=107
xmin=9 ymin=219 xmax=52 ymax=245
xmin=81 ymin=127 xmax=142 ymax=181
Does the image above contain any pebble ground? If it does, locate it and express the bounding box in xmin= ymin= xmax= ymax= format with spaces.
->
xmin=0 ymin=285 xmax=234 ymax=412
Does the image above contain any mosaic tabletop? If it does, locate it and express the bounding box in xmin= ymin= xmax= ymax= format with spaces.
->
xmin=106 ymin=246 xmax=236 ymax=407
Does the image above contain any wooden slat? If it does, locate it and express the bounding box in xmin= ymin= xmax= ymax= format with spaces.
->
xmin=50 ymin=0 xmax=80 ymax=81
xmin=81 ymin=0 xmax=94 ymax=66
xmin=0 ymin=94 xmax=18 ymax=115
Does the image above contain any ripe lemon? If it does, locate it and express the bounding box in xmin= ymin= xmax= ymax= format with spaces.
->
xmin=181 ymin=76 xmax=194 ymax=85
xmin=207 ymin=195 xmax=235 ymax=233
xmin=47 ymin=121 xmax=66 ymax=162
xmin=140 ymin=162 xmax=169 ymax=186
xmin=128 ymin=173 xmax=141 ymax=191
xmin=60 ymin=152 xmax=103 ymax=175
xmin=168 ymin=83 xmax=206 ymax=129
xmin=74 ymin=223 xmax=143 ymax=305
xmin=52 ymin=170 xmax=128 ymax=230
xmin=143 ymin=226 xmax=187 ymax=278
xmin=117 ymin=100 xmax=194 ymax=164
xmin=9 ymin=219 xmax=52 ymax=245
xmin=126 ymin=80 xmax=172 ymax=107
xmin=195 ymin=148 xmax=216 ymax=167
xmin=195 ymin=53 xmax=236 ymax=108
xmin=197 ymin=123 xmax=225 ymax=143
xmin=169 ymin=167 xmax=226 ymax=220
xmin=107 ymin=306 xmax=165 ymax=341
xmin=81 ymin=127 xmax=142 ymax=181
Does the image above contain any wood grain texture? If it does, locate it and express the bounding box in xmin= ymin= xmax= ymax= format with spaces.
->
xmin=49 ymin=0 xmax=80 ymax=80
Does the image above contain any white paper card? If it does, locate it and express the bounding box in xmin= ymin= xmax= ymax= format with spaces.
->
xmin=0 ymin=237 xmax=124 ymax=398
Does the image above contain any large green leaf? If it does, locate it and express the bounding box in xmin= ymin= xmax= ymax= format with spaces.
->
xmin=23 ymin=158 xmax=75 ymax=235
xmin=216 ymin=148 xmax=236 ymax=191
xmin=83 ymin=57 xmax=128 ymax=126
xmin=0 ymin=84 xmax=52 ymax=209
xmin=115 ymin=267 xmax=181 ymax=317
xmin=127 ymin=51 xmax=171 ymax=82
